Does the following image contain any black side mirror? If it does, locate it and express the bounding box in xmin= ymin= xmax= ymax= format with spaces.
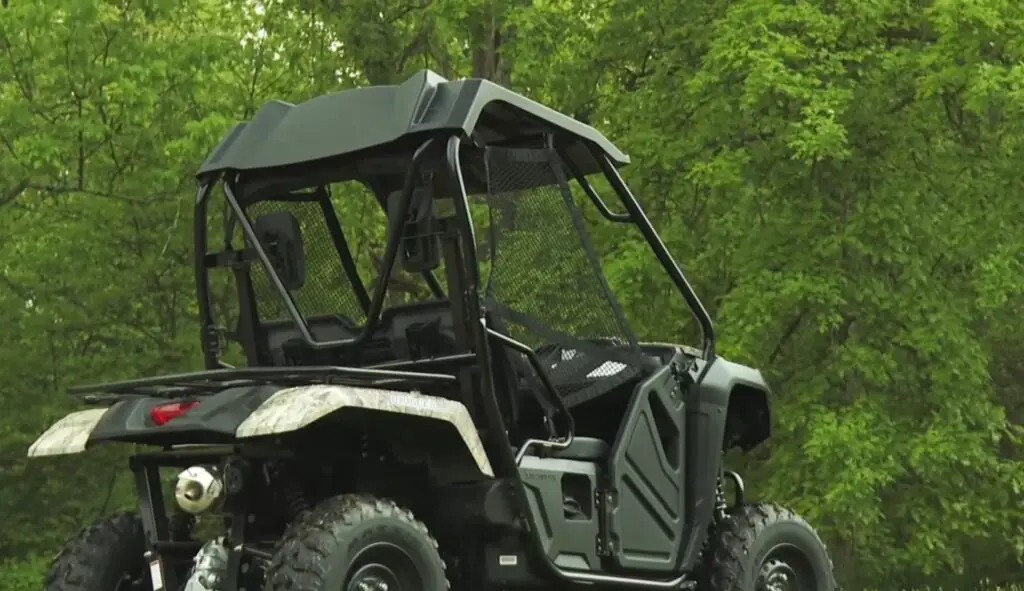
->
xmin=387 ymin=187 xmax=441 ymax=273
xmin=253 ymin=211 xmax=306 ymax=290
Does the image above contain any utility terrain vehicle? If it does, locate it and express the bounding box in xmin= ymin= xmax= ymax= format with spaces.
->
xmin=31 ymin=70 xmax=836 ymax=591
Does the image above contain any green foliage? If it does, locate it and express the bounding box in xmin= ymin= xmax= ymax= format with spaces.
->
xmin=0 ymin=0 xmax=1021 ymax=589
xmin=0 ymin=556 xmax=48 ymax=591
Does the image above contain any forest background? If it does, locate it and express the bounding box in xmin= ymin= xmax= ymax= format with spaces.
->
xmin=1 ymin=0 xmax=1023 ymax=589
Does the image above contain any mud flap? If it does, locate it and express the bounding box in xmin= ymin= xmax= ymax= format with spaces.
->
xmin=235 ymin=384 xmax=494 ymax=477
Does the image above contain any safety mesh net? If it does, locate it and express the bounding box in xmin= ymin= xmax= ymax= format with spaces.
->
xmin=482 ymin=146 xmax=644 ymax=408
xmin=245 ymin=197 xmax=368 ymax=324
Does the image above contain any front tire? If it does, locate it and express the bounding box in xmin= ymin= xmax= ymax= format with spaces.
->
xmin=44 ymin=512 xmax=149 ymax=591
xmin=702 ymin=503 xmax=837 ymax=591
xmin=265 ymin=493 xmax=449 ymax=591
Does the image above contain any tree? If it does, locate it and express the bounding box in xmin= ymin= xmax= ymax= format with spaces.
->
xmin=582 ymin=0 xmax=1024 ymax=585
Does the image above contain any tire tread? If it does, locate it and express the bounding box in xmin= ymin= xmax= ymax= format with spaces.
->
xmin=265 ymin=493 xmax=449 ymax=591
xmin=705 ymin=503 xmax=835 ymax=590
xmin=44 ymin=512 xmax=145 ymax=591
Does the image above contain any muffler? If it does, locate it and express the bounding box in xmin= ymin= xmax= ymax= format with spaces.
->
xmin=174 ymin=466 xmax=226 ymax=515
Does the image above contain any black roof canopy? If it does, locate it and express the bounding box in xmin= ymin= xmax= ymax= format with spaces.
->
xmin=196 ymin=70 xmax=630 ymax=195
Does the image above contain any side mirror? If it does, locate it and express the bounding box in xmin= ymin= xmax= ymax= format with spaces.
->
xmin=387 ymin=187 xmax=441 ymax=273
xmin=253 ymin=211 xmax=306 ymax=290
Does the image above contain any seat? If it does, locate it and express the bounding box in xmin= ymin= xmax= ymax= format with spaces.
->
xmin=549 ymin=436 xmax=610 ymax=462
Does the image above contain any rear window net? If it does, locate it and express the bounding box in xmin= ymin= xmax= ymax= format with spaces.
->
xmin=246 ymin=195 xmax=368 ymax=324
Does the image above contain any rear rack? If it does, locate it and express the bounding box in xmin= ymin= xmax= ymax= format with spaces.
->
xmin=70 ymin=354 xmax=476 ymax=403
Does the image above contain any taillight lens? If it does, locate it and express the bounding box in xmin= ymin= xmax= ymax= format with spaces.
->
xmin=150 ymin=400 xmax=200 ymax=426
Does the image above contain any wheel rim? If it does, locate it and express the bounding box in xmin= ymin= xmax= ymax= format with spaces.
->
xmin=344 ymin=542 xmax=421 ymax=591
xmin=755 ymin=544 xmax=816 ymax=591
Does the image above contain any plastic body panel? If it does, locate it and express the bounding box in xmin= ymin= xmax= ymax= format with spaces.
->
xmin=511 ymin=350 xmax=773 ymax=578
xmin=196 ymin=70 xmax=629 ymax=185
xmin=676 ymin=355 xmax=773 ymax=570
xmin=605 ymin=359 xmax=687 ymax=572
xmin=25 ymin=384 xmax=281 ymax=456
xmin=519 ymin=456 xmax=602 ymax=570
xmin=27 ymin=408 xmax=111 ymax=457
xmin=234 ymin=384 xmax=493 ymax=477
xmin=28 ymin=384 xmax=495 ymax=480
xmin=91 ymin=384 xmax=283 ymax=444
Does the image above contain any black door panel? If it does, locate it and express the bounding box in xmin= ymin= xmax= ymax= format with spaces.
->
xmin=605 ymin=361 xmax=686 ymax=572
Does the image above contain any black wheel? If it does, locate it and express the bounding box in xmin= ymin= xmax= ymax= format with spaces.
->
xmin=702 ymin=503 xmax=837 ymax=591
xmin=266 ymin=493 xmax=449 ymax=591
xmin=44 ymin=512 xmax=150 ymax=591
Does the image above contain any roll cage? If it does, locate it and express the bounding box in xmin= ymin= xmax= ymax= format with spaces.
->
xmin=193 ymin=70 xmax=710 ymax=441
xmin=195 ymin=128 xmax=713 ymax=446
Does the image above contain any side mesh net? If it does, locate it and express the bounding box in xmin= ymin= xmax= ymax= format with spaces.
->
xmin=483 ymin=146 xmax=645 ymax=408
xmin=246 ymin=197 xmax=368 ymax=324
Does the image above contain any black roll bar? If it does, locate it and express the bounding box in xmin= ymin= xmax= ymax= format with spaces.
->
xmin=485 ymin=330 xmax=573 ymax=433
xmin=556 ymin=145 xmax=632 ymax=223
xmin=317 ymin=190 xmax=373 ymax=313
xmin=594 ymin=149 xmax=717 ymax=360
xmin=193 ymin=181 xmax=224 ymax=370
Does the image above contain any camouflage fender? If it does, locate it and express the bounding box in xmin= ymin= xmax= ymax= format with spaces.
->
xmin=27 ymin=408 xmax=110 ymax=458
xmin=235 ymin=384 xmax=494 ymax=477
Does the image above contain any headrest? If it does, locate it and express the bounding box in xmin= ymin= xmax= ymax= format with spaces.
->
xmin=252 ymin=210 xmax=306 ymax=290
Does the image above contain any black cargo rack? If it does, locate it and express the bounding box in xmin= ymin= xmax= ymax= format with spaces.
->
xmin=69 ymin=354 xmax=476 ymax=402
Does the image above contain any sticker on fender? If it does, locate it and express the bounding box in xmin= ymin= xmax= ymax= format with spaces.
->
xmin=149 ymin=559 xmax=164 ymax=591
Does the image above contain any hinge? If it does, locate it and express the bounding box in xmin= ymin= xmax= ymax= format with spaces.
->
xmin=202 ymin=325 xmax=226 ymax=359
xmin=670 ymin=359 xmax=696 ymax=402
xmin=595 ymin=487 xmax=614 ymax=557
xmin=671 ymin=358 xmax=694 ymax=380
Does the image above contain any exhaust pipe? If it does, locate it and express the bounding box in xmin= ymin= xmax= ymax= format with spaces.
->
xmin=174 ymin=466 xmax=226 ymax=515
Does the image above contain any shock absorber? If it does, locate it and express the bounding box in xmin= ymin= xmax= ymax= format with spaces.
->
xmin=696 ymin=473 xmax=729 ymax=569
xmin=714 ymin=474 xmax=728 ymax=522
xmin=265 ymin=462 xmax=310 ymax=522
xmin=713 ymin=468 xmax=747 ymax=523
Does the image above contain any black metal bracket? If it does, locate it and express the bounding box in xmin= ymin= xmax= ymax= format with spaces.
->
xmin=130 ymin=456 xmax=181 ymax=591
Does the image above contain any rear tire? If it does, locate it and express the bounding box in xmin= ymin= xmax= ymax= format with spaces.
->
xmin=44 ymin=512 xmax=149 ymax=591
xmin=701 ymin=503 xmax=837 ymax=591
xmin=265 ymin=493 xmax=449 ymax=591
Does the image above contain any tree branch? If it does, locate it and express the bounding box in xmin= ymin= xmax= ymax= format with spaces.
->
xmin=769 ymin=308 xmax=807 ymax=364
xmin=0 ymin=180 xmax=30 ymax=209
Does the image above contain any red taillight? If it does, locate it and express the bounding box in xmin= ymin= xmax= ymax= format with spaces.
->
xmin=150 ymin=400 xmax=200 ymax=426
